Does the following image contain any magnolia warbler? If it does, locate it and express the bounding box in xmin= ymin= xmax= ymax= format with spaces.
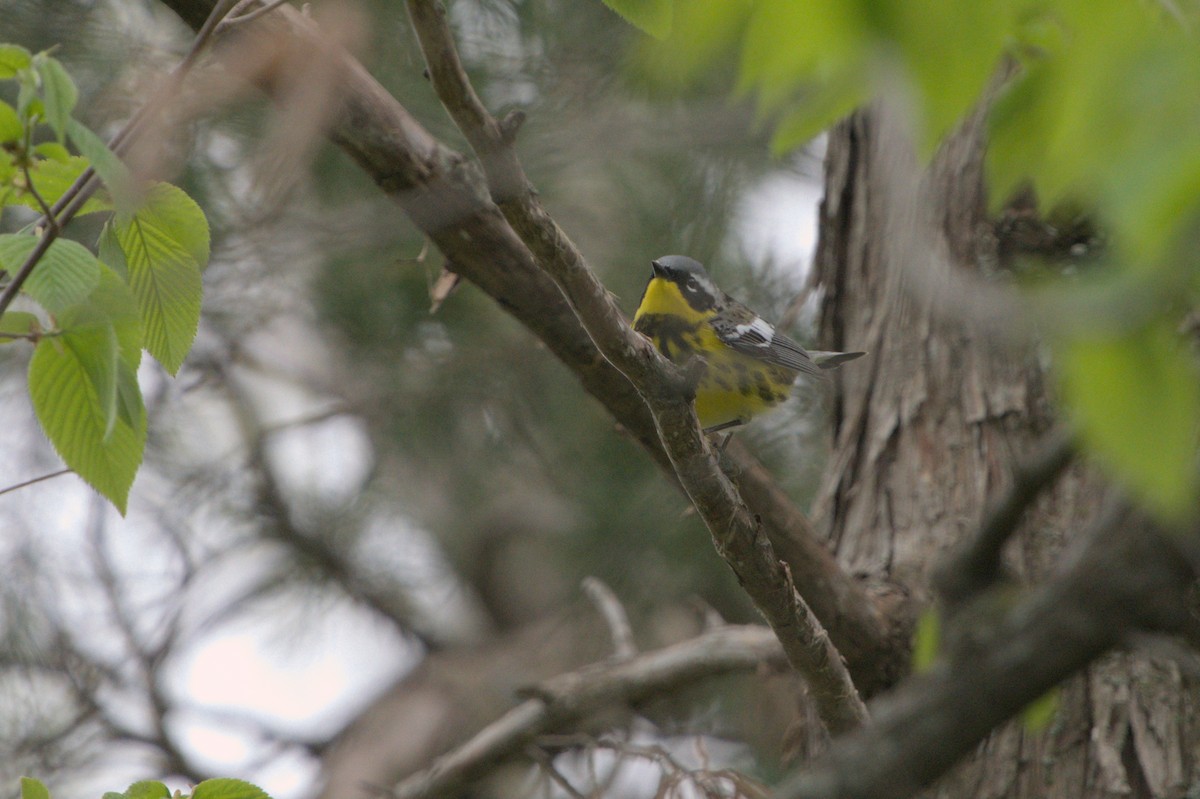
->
xmin=632 ymin=255 xmax=865 ymax=432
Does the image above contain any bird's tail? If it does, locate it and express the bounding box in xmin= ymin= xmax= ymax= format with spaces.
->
xmin=810 ymin=351 xmax=867 ymax=370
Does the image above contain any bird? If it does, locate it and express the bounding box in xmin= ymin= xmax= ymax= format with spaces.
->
xmin=632 ymin=254 xmax=864 ymax=433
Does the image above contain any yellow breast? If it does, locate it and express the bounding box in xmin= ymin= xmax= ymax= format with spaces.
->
xmin=691 ymin=336 xmax=796 ymax=430
xmin=633 ymin=278 xmax=797 ymax=430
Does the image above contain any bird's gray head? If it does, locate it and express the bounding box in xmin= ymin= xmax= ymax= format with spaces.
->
xmin=650 ymin=255 xmax=719 ymax=312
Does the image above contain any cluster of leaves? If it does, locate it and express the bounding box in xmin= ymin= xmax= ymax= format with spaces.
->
xmin=20 ymin=776 xmax=271 ymax=799
xmin=604 ymin=0 xmax=1200 ymax=522
xmin=0 ymin=44 xmax=208 ymax=513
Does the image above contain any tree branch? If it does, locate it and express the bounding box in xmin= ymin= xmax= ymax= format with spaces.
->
xmin=155 ymin=0 xmax=895 ymax=696
xmin=388 ymin=625 xmax=786 ymax=799
xmin=774 ymin=501 xmax=1200 ymax=799
xmin=402 ymin=0 xmax=868 ymax=732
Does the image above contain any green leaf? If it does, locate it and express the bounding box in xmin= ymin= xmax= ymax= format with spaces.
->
xmin=102 ymin=793 xmax=128 ymax=799
xmin=20 ymin=777 xmax=51 ymax=799
xmin=59 ymin=301 xmax=120 ymax=437
xmin=738 ymin=0 xmax=864 ymax=111
xmin=601 ymin=0 xmax=672 ymax=39
xmin=769 ymin=75 xmax=866 ymax=154
xmin=98 ymin=220 xmax=129 ymax=281
xmin=114 ymin=182 xmax=208 ymax=374
xmin=890 ymin=0 xmax=1009 ymax=156
xmin=0 ymin=234 xmax=101 ymax=315
xmin=124 ymin=781 xmax=171 ymax=799
xmin=35 ymin=56 xmax=78 ymax=141
xmin=191 ymin=778 xmax=272 ymax=799
xmin=67 ymin=117 xmax=133 ymax=208
xmin=1022 ymin=687 xmax=1060 ymax=732
xmin=0 ymin=311 xmax=40 ymax=341
xmin=0 ymin=45 xmax=32 ymax=78
xmin=16 ymin=77 xmax=41 ymax=122
xmin=1056 ymin=324 xmax=1200 ymax=521
xmin=34 ymin=141 xmax=71 ymax=162
xmin=29 ymin=309 xmax=146 ymax=513
xmin=6 ymin=155 xmax=113 ymax=216
xmin=90 ymin=261 xmax=143 ymax=370
xmin=0 ymin=100 xmax=22 ymax=144
xmin=911 ymin=607 xmax=940 ymax=672
xmin=627 ymin=0 xmax=750 ymax=91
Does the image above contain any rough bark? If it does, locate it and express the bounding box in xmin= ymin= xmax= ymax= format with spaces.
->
xmin=812 ymin=107 xmax=1200 ymax=797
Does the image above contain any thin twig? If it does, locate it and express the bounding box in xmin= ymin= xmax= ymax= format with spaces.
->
xmin=581 ymin=577 xmax=637 ymax=660
xmin=525 ymin=746 xmax=587 ymax=799
xmin=215 ymin=0 xmax=292 ymax=33
xmin=21 ymin=161 xmax=59 ymax=233
xmin=0 ymin=468 xmax=73 ymax=497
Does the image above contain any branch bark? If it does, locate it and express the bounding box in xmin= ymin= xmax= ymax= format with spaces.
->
xmin=775 ymin=501 xmax=1200 ymax=799
xmin=155 ymin=0 xmax=897 ymax=696
xmin=389 ymin=624 xmax=786 ymax=799
xmin=402 ymin=0 xmax=871 ymax=732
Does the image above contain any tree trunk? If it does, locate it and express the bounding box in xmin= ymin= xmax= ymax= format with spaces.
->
xmin=812 ymin=108 xmax=1200 ymax=797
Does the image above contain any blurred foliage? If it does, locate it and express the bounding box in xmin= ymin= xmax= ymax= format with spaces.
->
xmin=614 ymin=0 xmax=1200 ymax=522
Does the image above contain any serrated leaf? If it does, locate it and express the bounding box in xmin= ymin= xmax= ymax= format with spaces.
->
xmin=191 ymin=778 xmax=272 ymax=799
xmin=67 ymin=118 xmax=133 ymax=208
xmin=124 ymin=781 xmax=171 ymax=799
xmin=1056 ymin=325 xmax=1200 ymax=521
xmin=911 ymin=607 xmax=940 ymax=672
xmin=9 ymin=155 xmax=112 ymax=216
xmin=36 ymin=56 xmax=78 ymax=141
xmin=0 ymin=234 xmax=101 ymax=315
xmin=1022 ymin=687 xmax=1060 ymax=732
xmin=115 ymin=360 xmax=141 ymax=428
xmin=0 ymin=45 xmax=31 ymax=79
xmin=90 ymin=263 xmax=143 ymax=370
xmin=20 ymin=777 xmax=50 ymax=799
xmin=0 ymin=100 xmax=22 ymax=144
xmin=114 ymin=182 xmax=208 ymax=374
xmin=29 ymin=314 xmax=146 ymax=514
xmin=98 ymin=221 xmax=129 ymax=281
xmin=58 ymin=301 xmax=120 ymax=437
xmin=0 ymin=311 xmax=39 ymax=342
xmin=601 ymin=0 xmax=672 ymax=39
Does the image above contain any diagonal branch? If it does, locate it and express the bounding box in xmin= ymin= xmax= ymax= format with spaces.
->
xmin=774 ymin=501 xmax=1200 ymax=799
xmin=156 ymin=0 xmax=893 ymax=696
xmin=402 ymin=0 xmax=867 ymax=732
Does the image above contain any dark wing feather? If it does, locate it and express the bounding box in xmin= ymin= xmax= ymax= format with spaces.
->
xmin=711 ymin=310 xmax=823 ymax=378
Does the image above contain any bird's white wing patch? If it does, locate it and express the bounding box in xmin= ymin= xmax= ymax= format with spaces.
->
xmin=732 ymin=317 xmax=776 ymax=347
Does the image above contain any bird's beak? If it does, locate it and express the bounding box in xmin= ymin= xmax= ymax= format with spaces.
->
xmin=651 ymin=259 xmax=667 ymax=278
